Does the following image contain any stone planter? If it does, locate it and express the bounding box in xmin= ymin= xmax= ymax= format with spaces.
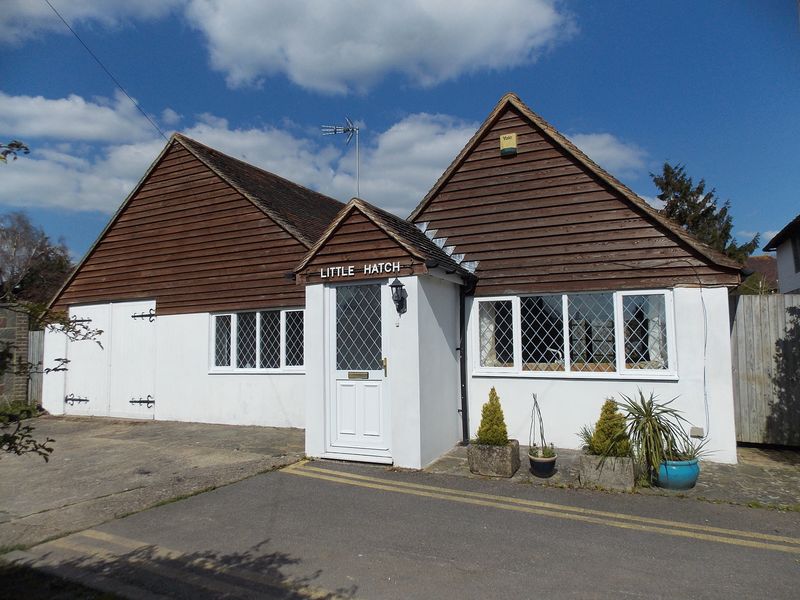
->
xmin=577 ymin=454 xmax=635 ymax=492
xmin=467 ymin=439 xmax=520 ymax=478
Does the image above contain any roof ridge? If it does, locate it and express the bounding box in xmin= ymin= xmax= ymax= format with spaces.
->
xmin=173 ymin=133 xmax=340 ymax=206
xmin=174 ymin=133 xmax=343 ymax=248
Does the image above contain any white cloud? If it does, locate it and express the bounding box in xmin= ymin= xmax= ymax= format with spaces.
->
xmin=183 ymin=0 xmax=575 ymax=93
xmin=0 ymin=91 xmax=157 ymax=142
xmin=569 ymin=132 xmax=647 ymax=176
xmin=0 ymin=92 xmax=475 ymax=218
xmin=739 ymin=230 xmax=776 ymax=241
xmin=161 ymin=108 xmax=182 ymax=126
xmin=0 ymin=0 xmax=184 ymax=45
xmin=639 ymin=194 xmax=665 ymax=210
xmin=2 ymin=1 xmax=574 ymax=94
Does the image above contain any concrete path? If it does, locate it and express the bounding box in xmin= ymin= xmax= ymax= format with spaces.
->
xmin=7 ymin=459 xmax=800 ymax=599
xmin=0 ymin=416 xmax=304 ymax=550
xmin=427 ymin=443 xmax=800 ymax=509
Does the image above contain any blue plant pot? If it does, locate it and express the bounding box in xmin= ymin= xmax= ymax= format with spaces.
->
xmin=657 ymin=459 xmax=700 ymax=490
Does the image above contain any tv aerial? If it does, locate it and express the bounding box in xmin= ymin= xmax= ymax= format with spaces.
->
xmin=321 ymin=116 xmax=360 ymax=197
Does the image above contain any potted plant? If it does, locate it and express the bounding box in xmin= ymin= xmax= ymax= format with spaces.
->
xmin=467 ymin=387 xmax=520 ymax=478
xmin=613 ymin=389 xmax=704 ymax=489
xmin=528 ymin=393 xmax=557 ymax=478
xmin=657 ymin=435 xmax=708 ymax=490
xmin=576 ymin=398 xmax=635 ymax=491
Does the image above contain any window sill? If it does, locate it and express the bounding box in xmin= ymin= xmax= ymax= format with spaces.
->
xmin=208 ymin=369 xmax=305 ymax=375
xmin=471 ymin=370 xmax=679 ymax=382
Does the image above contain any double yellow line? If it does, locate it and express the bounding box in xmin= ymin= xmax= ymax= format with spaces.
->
xmin=282 ymin=461 xmax=800 ymax=555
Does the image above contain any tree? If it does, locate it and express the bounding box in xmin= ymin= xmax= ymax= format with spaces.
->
xmin=652 ymin=163 xmax=758 ymax=263
xmin=0 ymin=211 xmax=73 ymax=304
xmin=1 ymin=145 xmax=76 ymax=459
xmin=0 ymin=140 xmax=29 ymax=163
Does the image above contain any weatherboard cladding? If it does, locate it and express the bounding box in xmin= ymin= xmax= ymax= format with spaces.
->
xmin=410 ymin=100 xmax=741 ymax=296
xmin=297 ymin=207 xmax=426 ymax=284
xmin=295 ymin=198 xmax=474 ymax=285
xmin=52 ymin=138 xmax=343 ymax=315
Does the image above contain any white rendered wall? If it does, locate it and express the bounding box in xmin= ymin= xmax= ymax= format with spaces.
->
xmin=304 ymin=283 xmax=326 ymax=458
xmin=304 ymin=275 xmax=461 ymax=469
xmin=465 ymin=287 xmax=739 ymax=464
xmin=155 ymin=312 xmax=305 ymax=428
xmin=44 ymin=308 xmax=304 ymax=427
xmin=41 ymin=327 xmax=67 ymax=415
xmin=417 ymin=275 xmax=461 ymax=467
xmin=388 ymin=276 xmax=422 ymax=468
xmin=775 ymin=242 xmax=800 ymax=293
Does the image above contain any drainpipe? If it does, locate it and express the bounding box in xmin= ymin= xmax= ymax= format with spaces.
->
xmin=458 ymin=282 xmax=471 ymax=445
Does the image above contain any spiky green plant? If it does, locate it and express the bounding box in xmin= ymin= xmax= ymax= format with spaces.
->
xmin=476 ymin=387 xmax=509 ymax=446
xmin=613 ymin=390 xmax=690 ymax=482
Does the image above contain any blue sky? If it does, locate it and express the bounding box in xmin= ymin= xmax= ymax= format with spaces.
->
xmin=1 ymin=1 xmax=797 ymax=259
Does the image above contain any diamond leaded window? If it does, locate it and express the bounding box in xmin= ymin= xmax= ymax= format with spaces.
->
xmin=479 ymin=300 xmax=514 ymax=368
xmin=212 ymin=309 xmax=304 ymax=371
xmin=521 ymin=295 xmax=565 ymax=372
xmin=568 ymin=293 xmax=616 ymax=373
xmin=476 ymin=291 xmax=674 ymax=377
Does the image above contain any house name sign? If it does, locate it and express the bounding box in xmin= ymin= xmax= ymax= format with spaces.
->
xmin=319 ymin=261 xmax=401 ymax=279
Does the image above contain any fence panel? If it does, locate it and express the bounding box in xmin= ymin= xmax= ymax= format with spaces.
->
xmin=27 ymin=330 xmax=44 ymax=406
xmin=730 ymin=294 xmax=800 ymax=445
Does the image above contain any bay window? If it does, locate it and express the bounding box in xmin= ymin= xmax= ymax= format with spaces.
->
xmin=212 ymin=309 xmax=304 ymax=372
xmin=476 ymin=291 xmax=675 ymax=377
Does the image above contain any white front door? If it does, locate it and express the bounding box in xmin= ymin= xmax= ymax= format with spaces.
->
xmin=108 ymin=300 xmax=156 ymax=419
xmin=327 ymin=283 xmax=391 ymax=460
xmin=64 ymin=304 xmax=110 ymax=416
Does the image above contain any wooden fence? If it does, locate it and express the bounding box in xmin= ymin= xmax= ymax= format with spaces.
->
xmin=730 ymin=294 xmax=800 ymax=446
xmin=27 ymin=330 xmax=44 ymax=405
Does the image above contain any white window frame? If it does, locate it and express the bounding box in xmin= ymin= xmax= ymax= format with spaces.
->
xmin=473 ymin=290 xmax=677 ymax=380
xmin=209 ymin=309 xmax=305 ymax=374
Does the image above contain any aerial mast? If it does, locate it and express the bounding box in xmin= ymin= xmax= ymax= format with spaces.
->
xmin=321 ymin=117 xmax=360 ymax=197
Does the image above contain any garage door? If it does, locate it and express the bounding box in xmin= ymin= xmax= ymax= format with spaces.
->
xmin=64 ymin=304 xmax=110 ymax=417
xmin=64 ymin=300 xmax=156 ymax=419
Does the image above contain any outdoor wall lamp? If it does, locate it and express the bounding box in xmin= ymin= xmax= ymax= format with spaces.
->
xmin=390 ymin=278 xmax=407 ymax=315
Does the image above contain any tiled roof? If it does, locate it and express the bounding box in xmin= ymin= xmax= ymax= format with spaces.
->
xmin=175 ymin=134 xmax=344 ymax=247
xmin=744 ymin=255 xmax=778 ymax=289
xmin=296 ymin=198 xmax=475 ymax=279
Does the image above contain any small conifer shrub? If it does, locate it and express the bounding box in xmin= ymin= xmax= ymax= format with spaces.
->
xmin=476 ymin=387 xmax=509 ymax=446
xmin=588 ymin=399 xmax=631 ymax=457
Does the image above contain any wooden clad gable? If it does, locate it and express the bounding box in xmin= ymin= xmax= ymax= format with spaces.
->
xmin=53 ymin=137 xmax=344 ymax=315
xmin=295 ymin=198 xmax=472 ymax=285
xmin=409 ymin=94 xmax=741 ymax=296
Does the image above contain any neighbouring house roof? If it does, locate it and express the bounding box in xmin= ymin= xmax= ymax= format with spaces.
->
xmin=295 ymin=198 xmax=475 ymax=279
xmin=408 ymin=92 xmax=743 ymax=272
xmin=743 ymin=255 xmax=779 ymax=290
xmin=764 ymin=213 xmax=800 ymax=252
xmin=175 ymin=134 xmax=343 ymax=246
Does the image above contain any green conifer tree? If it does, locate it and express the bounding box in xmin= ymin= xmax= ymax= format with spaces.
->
xmin=652 ymin=162 xmax=758 ymax=263
xmin=591 ymin=399 xmax=631 ymax=457
xmin=476 ymin=387 xmax=509 ymax=446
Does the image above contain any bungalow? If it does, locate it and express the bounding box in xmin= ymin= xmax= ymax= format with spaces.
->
xmin=42 ymin=93 xmax=742 ymax=467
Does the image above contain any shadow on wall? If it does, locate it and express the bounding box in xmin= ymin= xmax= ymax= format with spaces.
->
xmin=767 ymin=306 xmax=800 ymax=447
xmin=5 ymin=541 xmax=358 ymax=599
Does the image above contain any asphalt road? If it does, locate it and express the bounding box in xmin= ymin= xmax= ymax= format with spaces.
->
xmin=12 ymin=460 xmax=800 ymax=599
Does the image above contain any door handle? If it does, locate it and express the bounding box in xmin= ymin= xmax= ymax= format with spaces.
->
xmin=383 ymin=357 xmax=388 ymax=377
